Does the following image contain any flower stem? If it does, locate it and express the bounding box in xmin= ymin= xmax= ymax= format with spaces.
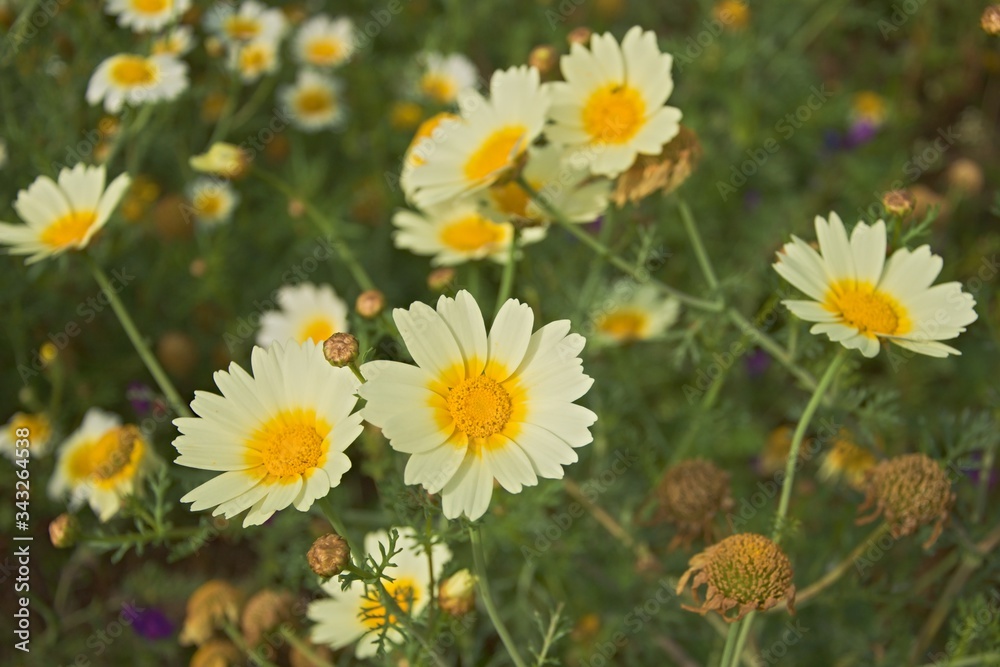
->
xmin=719 ymin=622 xmax=741 ymax=667
xmin=728 ymin=615 xmax=756 ymax=667
xmin=789 ymin=523 xmax=892 ymax=607
xmin=677 ymin=198 xmax=719 ymax=293
xmin=725 ymin=307 xmax=818 ymax=392
xmin=278 ymin=627 xmax=336 ymax=667
xmin=468 ymin=523 xmax=529 ymax=667
xmin=374 ymin=580 xmax=450 ymax=667
xmin=316 ymin=495 xmax=361 ymax=568
xmin=495 ymin=227 xmax=519 ymax=317
xmin=83 ymin=253 xmax=193 ymax=419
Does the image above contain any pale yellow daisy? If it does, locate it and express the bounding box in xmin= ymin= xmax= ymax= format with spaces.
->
xmin=206 ymin=0 xmax=287 ymax=44
xmin=399 ymin=112 xmax=462 ymax=201
xmin=86 ymin=53 xmax=189 ymax=113
xmin=591 ymin=281 xmax=680 ymax=344
xmin=294 ymin=15 xmax=355 ymax=68
xmin=104 ymin=0 xmax=190 ymax=32
xmin=418 ymin=52 xmax=478 ymax=105
xmin=187 ymin=178 xmax=239 ymax=226
xmin=229 ymin=39 xmax=280 ymax=83
xmin=280 ymin=70 xmax=345 ymax=132
xmin=0 ymin=413 xmax=54 ymax=461
xmin=308 ymin=527 xmax=451 ymax=658
xmin=0 ymin=164 xmax=131 ymax=264
xmin=392 ymin=199 xmax=514 ymax=266
xmin=173 ymin=341 xmax=363 ymax=527
xmin=773 ymin=212 xmax=978 ymax=357
xmin=257 ymin=283 xmax=350 ymax=348
xmin=359 ymin=291 xmax=597 ymax=521
xmin=152 ymin=25 xmax=195 ymax=56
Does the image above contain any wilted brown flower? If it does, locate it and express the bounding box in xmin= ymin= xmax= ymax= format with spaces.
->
xmin=677 ymin=533 xmax=795 ymax=623
xmin=856 ymin=453 xmax=954 ymax=548
xmin=179 ymin=580 xmax=243 ymax=646
xmin=308 ymin=533 xmax=351 ymax=578
xmin=323 ymin=333 xmax=359 ymax=368
xmin=982 ymin=6 xmax=1000 ymax=35
xmin=241 ymin=589 xmax=294 ymax=647
xmin=650 ymin=459 xmax=733 ymax=549
xmin=612 ymin=126 xmax=702 ymax=207
xmin=189 ymin=638 xmax=242 ymax=667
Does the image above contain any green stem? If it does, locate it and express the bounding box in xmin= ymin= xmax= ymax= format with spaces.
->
xmin=725 ymin=307 xmax=818 ymax=392
xmin=469 ymin=524 xmax=529 ymax=667
xmin=278 ymin=627 xmax=335 ymax=667
xmin=677 ymin=198 xmax=719 ymax=293
xmin=374 ymin=579 xmax=449 ymax=667
xmin=81 ymin=526 xmax=203 ymax=548
xmin=719 ymin=622 xmax=741 ymax=667
xmin=208 ymin=76 xmax=243 ymax=145
xmin=670 ymin=361 xmax=729 ymax=463
xmin=495 ymin=227 xmax=519 ymax=317
xmin=223 ymin=620 xmax=280 ymax=667
xmin=83 ymin=253 xmax=193 ymax=419
xmin=728 ymin=616 xmax=755 ymax=667
xmin=0 ymin=0 xmax=42 ymax=66
xmin=316 ymin=496 xmax=361 ymax=568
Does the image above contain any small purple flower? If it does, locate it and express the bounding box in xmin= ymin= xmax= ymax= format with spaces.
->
xmin=745 ymin=348 xmax=771 ymax=377
xmin=962 ymin=451 xmax=998 ymax=489
xmin=126 ymin=382 xmax=155 ymax=416
xmin=845 ymin=120 xmax=879 ymax=148
xmin=132 ymin=607 xmax=174 ymax=640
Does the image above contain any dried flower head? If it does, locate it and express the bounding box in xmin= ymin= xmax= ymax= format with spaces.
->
xmin=241 ymin=588 xmax=294 ymax=646
xmin=857 ymin=453 xmax=954 ymax=548
xmin=612 ymin=125 xmax=702 ymax=207
xmin=308 ymin=533 xmax=351 ymax=578
xmin=323 ymin=333 xmax=359 ymax=367
xmin=179 ymin=580 xmax=242 ymax=646
xmin=651 ymin=459 xmax=733 ymax=549
xmin=189 ymin=638 xmax=242 ymax=667
xmin=677 ymin=533 xmax=795 ymax=623
xmin=982 ymin=6 xmax=1000 ymax=35
xmin=881 ymin=189 xmax=915 ymax=218
xmin=818 ymin=430 xmax=878 ymax=490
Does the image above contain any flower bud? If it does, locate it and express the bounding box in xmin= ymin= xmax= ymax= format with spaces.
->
xmin=308 ymin=533 xmax=351 ymax=578
xmin=323 ymin=333 xmax=359 ymax=368
xmin=49 ymin=513 xmax=79 ymax=548
xmin=528 ymin=45 xmax=559 ymax=74
xmin=567 ymin=27 xmax=592 ymax=46
xmin=438 ymin=569 xmax=475 ymax=616
xmin=427 ymin=267 xmax=455 ymax=292
xmin=857 ymin=453 xmax=954 ymax=548
xmin=881 ymin=189 xmax=915 ymax=218
xmin=355 ymin=290 xmax=385 ymax=319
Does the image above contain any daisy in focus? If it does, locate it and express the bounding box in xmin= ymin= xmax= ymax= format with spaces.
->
xmin=280 ymin=70 xmax=345 ymax=132
xmin=186 ymin=178 xmax=239 ymax=226
xmin=48 ymin=408 xmax=161 ymax=522
xmin=591 ymin=282 xmax=680 ymax=345
xmin=172 ymin=341 xmax=363 ymax=527
xmin=257 ymin=283 xmax=349 ymax=348
xmin=406 ymin=66 xmax=550 ymax=208
xmin=359 ymin=291 xmax=597 ymax=520
xmin=229 ymin=39 xmax=280 ymax=83
xmin=0 ymin=412 xmax=53 ymax=460
xmin=392 ymin=199 xmax=515 ymax=266
xmin=418 ymin=52 xmax=478 ymax=105
xmin=773 ymin=212 xmax=978 ymax=358
xmin=86 ymin=53 xmax=189 ymax=113
xmin=104 ymin=0 xmax=190 ymax=32
xmin=206 ymin=0 xmax=287 ymax=44
xmin=152 ymin=25 xmax=195 ymax=57
xmin=0 ymin=163 xmax=131 ymax=264
xmin=547 ymin=26 xmax=682 ymax=177
xmin=308 ymin=527 xmax=451 ymax=658
xmin=294 ymin=15 xmax=355 ymax=68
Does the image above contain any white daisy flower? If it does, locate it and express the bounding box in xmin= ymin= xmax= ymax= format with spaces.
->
xmin=359 ymin=291 xmax=597 ymax=521
xmin=0 ymin=163 xmax=131 ymax=264
xmin=294 ymin=15 xmax=355 ymax=68
xmin=0 ymin=413 xmax=54 ymax=461
xmin=280 ymin=70 xmax=345 ymax=132
xmin=309 ymin=527 xmax=451 ymax=658
xmin=392 ymin=199 xmax=514 ymax=266
xmin=86 ymin=52 xmax=189 ymax=113
xmin=187 ymin=178 xmax=239 ymax=226
xmin=49 ymin=408 xmax=162 ymax=522
xmin=406 ymin=66 xmax=550 ymax=209
xmin=257 ymin=283 xmax=350 ymax=348
xmin=773 ymin=212 xmax=978 ymax=358
xmin=152 ymin=25 xmax=195 ymax=56
xmin=418 ymin=52 xmax=478 ymax=105
xmin=399 ymin=112 xmax=462 ymax=201
xmin=172 ymin=341 xmax=363 ymax=527
xmin=591 ymin=281 xmax=680 ymax=344
xmin=477 ymin=143 xmax=611 ymax=225
xmin=229 ymin=39 xmax=280 ymax=83
xmin=205 ymin=0 xmax=287 ymax=44
xmin=547 ymin=26 xmax=682 ymax=177
xmin=104 ymin=0 xmax=190 ymax=33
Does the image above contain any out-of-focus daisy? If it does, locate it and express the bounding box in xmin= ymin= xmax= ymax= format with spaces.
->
xmin=229 ymin=39 xmax=280 ymax=83
xmin=187 ymin=178 xmax=239 ymax=226
xmin=773 ymin=212 xmax=978 ymax=358
xmin=359 ymin=291 xmax=597 ymax=520
xmin=48 ymin=408 xmax=161 ymax=522
xmin=152 ymin=25 xmax=195 ymax=56
xmin=280 ymin=70 xmax=345 ymax=132
xmin=851 ymin=91 xmax=886 ymax=127
xmin=818 ymin=430 xmax=878 ymax=490
xmin=190 ymin=142 xmax=250 ymax=179
xmin=0 ymin=413 xmax=53 ymax=460
xmin=206 ymin=0 xmax=287 ymax=44
xmin=714 ymin=0 xmax=750 ymax=31
xmin=547 ymin=26 xmax=682 ymax=177
xmin=104 ymin=0 xmax=190 ymax=32
xmin=591 ymin=282 xmax=680 ymax=344
xmin=86 ymin=53 xmax=188 ymax=113
xmin=173 ymin=341 xmax=363 ymax=527
xmin=0 ymin=164 xmax=130 ymax=264
xmin=406 ymin=66 xmax=550 ymax=208
xmin=309 ymin=527 xmax=451 ymax=658
xmin=399 ymin=112 xmax=462 ymax=199
xmin=418 ymin=52 xmax=478 ymax=105
xmin=478 ymin=144 xmax=611 ymax=225
xmin=257 ymin=283 xmax=349 ymax=348
xmin=294 ymin=15 xmax=354 ymax=68
xmin=392 ymin=199 xmax=516 ymax=266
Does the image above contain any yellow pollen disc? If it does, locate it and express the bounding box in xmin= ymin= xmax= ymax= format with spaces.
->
xmin=240 ymin=45 xmax=270 ymax=72
xmin=298 ymin=318 xmax=336 ymax=343
xmin=194 ymin=192 xmax=223 ymax=218
xmin=824 ymin=280 xmax=910 ymax=337
xmin=39 ymin=210 xmax=99 ymax=249
xmin=489 ymin=179 xmax=534 ymax=219
xmin=225 ymin=16 xmax=261 ymax=40
xmin=306 ymin=38 xmax=345 ymax=65
xmin=420 ymin=72 xmax=457 ymax=103
xmin=67 ymin=426 xmax=143 ymax=486
xmin=360 ymin=578 xmax=418 ymax=630
xmin=109 ymin=56 xmax=157 ymax=86
xmin=248 ymin=410 xmax=328 ymax=481
xmin=596 ymin=309 xmax=650 ymax=342
xmin=295 ymin=88 xmax=334 ymax=115
xmin=463 ymin=125 xmax=527 ymax=183
xmin=439 ymin=214 xmax=508 ymax=253
xmin=582 ymin=84 xmax=647 ymax=145
xmin=447 ymin=376 xmax=512 ymax=439
xmin=9 ymin=414 xmax=51 ymax=443
xmin=130 ymin=0 xmax=170 ymax=13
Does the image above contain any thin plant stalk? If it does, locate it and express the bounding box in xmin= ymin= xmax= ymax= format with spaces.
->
xmin=468 ymin=523 xmax=529 ymax=667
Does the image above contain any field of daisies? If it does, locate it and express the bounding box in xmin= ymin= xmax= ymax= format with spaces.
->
xmin=2 ymin=0 xmax=1000 ymax=665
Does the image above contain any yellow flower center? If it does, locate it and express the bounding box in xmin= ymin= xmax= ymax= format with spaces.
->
xmin=582 ymin=84 xmax=647 ymax=145
xmin=360 ymin=578 xmax=418 ymax=630
xmin=439 ymin=214 xmax=508 ymax=253
xmin=225 ymin=16 xmax=261 ymax=41
xmin=447 ymin=376 xmax=512 ymax=439
xmin=67 ymin=425 xmax=143 ymax=487
xmin=295 ymin=88 xmax=334 ymax=115
xmin=420 ymin=72 xmax=457 ymax=104
xmin=489 ymin=179 xmax=536 ymax=219
xmin=109 ymin=56 xmax=157 ymax=86
xmin=298 ymin=318 xmax=336 ymax=344
xmin=39 ymin=210 xmax=99 ymax=249
xmin=596 ymin=309 xmax=650 ymax=341
xmin=247 ymin=410 xmax=328 ymax=481
xmin=130 ymin=0 xmax=170 ymax=14
xmin=193 ymin=191 xmax=224 ymax=218
xmin=8 ymin=413 xmax=51 ymax=444
xmin=305 ymin=38 xmax=345 ymax=65
xmin=824 ymin=280 xmax=910 ymax=337
xmin=239 ymin=45 xmax=271 ymax=73
xmin=463 ymin=125 xmax=527 ymax=184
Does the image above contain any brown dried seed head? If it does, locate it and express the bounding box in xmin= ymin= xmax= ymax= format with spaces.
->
xmin=240 ymin=589 xmax=294 ymax=647
xmin=857 ymin=453 xmax=954 ymax=548
xmin=655 ymin=459 xmax=733 ymax=549
xmin=308 ymin=533 xmax=351 ymax=578
xmin=323 ymin=333 xmax=359 ymax=368
xmin=179 ymin=580 xmax=243 ymax=646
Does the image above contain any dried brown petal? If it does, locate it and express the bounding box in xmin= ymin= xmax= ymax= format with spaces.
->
xmin=857 ymin=453 xmax=953 ymax=548
xmin=612 ymin=126 xmax=702 ymax=207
